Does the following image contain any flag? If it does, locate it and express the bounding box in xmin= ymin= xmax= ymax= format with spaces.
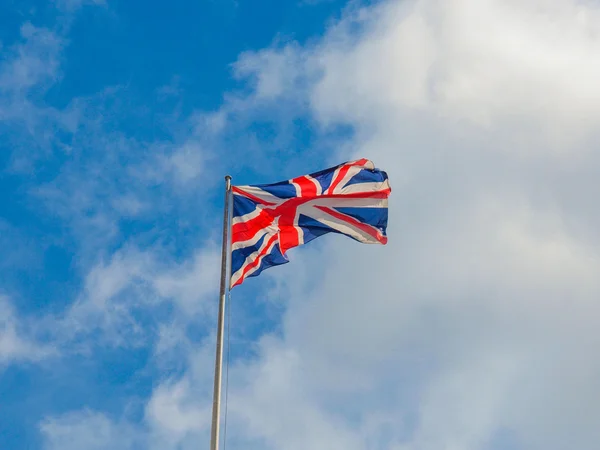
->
xmin=229 ymin=158 xmax=391 ymax=288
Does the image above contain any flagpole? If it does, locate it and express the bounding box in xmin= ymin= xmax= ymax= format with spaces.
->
xmin=210 ymin=175 xmax=232 ymax=450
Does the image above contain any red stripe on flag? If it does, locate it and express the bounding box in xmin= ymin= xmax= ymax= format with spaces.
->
xmin=327 ymin=159 xmax=373 ymax=194
xmin=327 ymin=166 xmax=350 ymax=194
xmin=292 ymin=176 xmax=318 ymax=197
xmin=232 ymin=186 xmax=276 ymax=206
xmin=349 ymin=158 xmax=370 ymax=167
xmin=277 ymin=206 xmax=300 ymax=255
xmin=231 ymin=233 xmax=279 ymax=287
xmin=231 ymin=208 xmax=274 ymax=244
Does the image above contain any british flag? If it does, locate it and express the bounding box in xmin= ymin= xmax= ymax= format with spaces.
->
xmin=229 ymin=158 xmax=391 ymax=288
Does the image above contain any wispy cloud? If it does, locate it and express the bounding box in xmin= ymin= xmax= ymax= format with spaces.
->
xmin=0 ymin=23 xmax=63 ymax=93
xmin=5 ymin=0 xmax=600 ymax=449
xmin=0 ymin=296 xmax=56 ymax=366
xmin=40 ymin=409 xmax=141 ymax=450
xmin=0 ymin=22 xmax=77 ymax=171
xmin=219 ymin=1 xmax=600 ymax=448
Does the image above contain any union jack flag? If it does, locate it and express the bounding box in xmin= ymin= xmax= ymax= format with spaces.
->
xmin=230 ymin=158 xmax=390 ymax=288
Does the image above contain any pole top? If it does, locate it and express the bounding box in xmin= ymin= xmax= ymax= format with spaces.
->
xmin=225 ymin=175 xmax=232 ymax=190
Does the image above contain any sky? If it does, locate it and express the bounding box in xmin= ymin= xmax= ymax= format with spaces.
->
xmin=1 ymin=0 xmax=600 ymax=449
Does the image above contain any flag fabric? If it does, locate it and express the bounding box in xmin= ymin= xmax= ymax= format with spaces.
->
xmin=229 ymin=158 xmax=391 ymax=288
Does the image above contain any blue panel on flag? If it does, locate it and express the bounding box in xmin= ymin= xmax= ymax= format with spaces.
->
xmin=345 ymin=169 xmax=388 ymax=187
xmin=297 ymin=214 xmax=334 ymax=244
xmin=309 ymin=167 xmax=336 ymax=192
xmin=333 ymin=207 xmax=388 ymax=233
xmin=233 ymin=195 xmax=258 ymax=217
xmin=255 ymin=182 xmax=297 ymax=199
xmin=231 ymin=233 xmax=268 ymax=275
xmin=245 ymin=243 xmax=288 ymax=282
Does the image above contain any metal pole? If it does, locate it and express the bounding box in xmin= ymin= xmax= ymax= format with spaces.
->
xmin=210 ymin=175 xmax=232 ymax=450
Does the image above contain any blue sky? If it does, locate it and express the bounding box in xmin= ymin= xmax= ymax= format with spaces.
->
xmin=2 ymin=0 xmax=600 ymax=449
xmin=0 ymin=1 xmax=351 ymax=447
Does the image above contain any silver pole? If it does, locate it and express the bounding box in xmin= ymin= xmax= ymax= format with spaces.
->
xmin=210 ymin=175 xmax=232 ymax=450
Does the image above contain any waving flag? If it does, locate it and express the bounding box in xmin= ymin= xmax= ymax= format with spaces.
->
xmin=229 ymin=158 xmax=390 ymax=288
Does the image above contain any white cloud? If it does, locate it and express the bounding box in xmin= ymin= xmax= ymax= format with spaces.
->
xmin=167 ymin=141 xmax=206 ymax=184
xmin=62 ymin=248 xmax=154 ymax=346
xmin=35 ymin=0 xmax=600 ymax=449
xmin=0 ymin=6 xmax=221 ymax=364
xmin=0 ymin=22 xmax=83 ymax=173
xmin=0 ymin=296 xmax=55 ymax=366
xmin=56 ymin=243 xmax=220 ymax=350
xmin=145 ymin=377 xmax=209 ymax=446
xmin=40 ymin=410 xmax=141 ymax=450
xmin=212 ymin=1 xmax=600 ymax=449
xmin=0 ymin=23 xmax=63 ymax=94
xmin=235 ymin=44 xmax=308 ymax=101
xmin=153 ymin=248 xmax=221 ymax=314
xmin=228 ymin=338 xmax=365 ymax=450
xmin=111 ymin=194 xmax=147 ymax=217
xmin=309 ymin=0 xmax=600 ymax=148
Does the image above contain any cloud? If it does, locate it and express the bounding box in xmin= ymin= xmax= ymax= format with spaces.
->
xmin=40 ymin=343 xmax=216 ymax=450
xmin=165 ymin=141 xmax=206 ymax=184
xmin=205 ymin=1 xmax=600 ymax=449
xmin=153 ymin=248 xmax=221 ymax=315
xmin=0 ymin=1 xmax=113 ymax=170
xmin=30 ymin=99 xmax=220 ymax=259
xmin=29 ymin=0 xmax=600 ymax=449
xmin=0 ymin=23 xmax=75 ymax=171
xmin=145 ymin=376 xmax=210 ymax=447
xmin=241 ymin=0 xmax=600 ymax=150
xmin=0 ymin=23 xmax=63 ymax=94
xmin=55 ymin=242 xmax=220 ymax=351
xmin=0 ymin=296 xmax=56 ymax=367
xmin=0 ymin=0 xmax=221 ymax=356
xmin=60 ymin=248 xmax=155 ymax=348
xmin=234 ymin=44 xmax=309 ymax=101
xmin=40 ymin=410 xmax=141 ymax=450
